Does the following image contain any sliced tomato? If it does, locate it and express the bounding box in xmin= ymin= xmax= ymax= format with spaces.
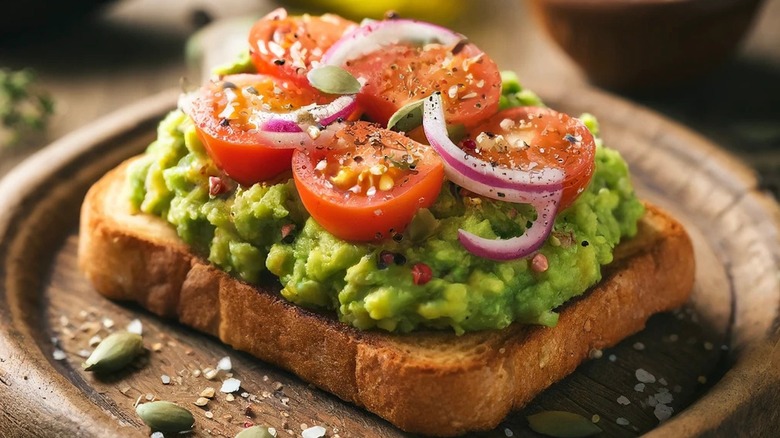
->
xmin=343 ymin=42 xmax=501 ymax=128
xmin=292 ymin=122 xmax=444 ymax=242
xmin=248 ymin=8 xmax=357 ymax=84
xmin=191 ymin=73 xmax=332 ymax=185
xmin=462 ymin=107 xmax=596 ymax=209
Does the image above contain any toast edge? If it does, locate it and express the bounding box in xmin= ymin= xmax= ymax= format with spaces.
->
xmin=77 ymin=159 xmax=695 ymax=436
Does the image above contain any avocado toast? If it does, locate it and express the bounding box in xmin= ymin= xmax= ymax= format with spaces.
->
xmin=77 ymin=9 xmax=695 ymax=435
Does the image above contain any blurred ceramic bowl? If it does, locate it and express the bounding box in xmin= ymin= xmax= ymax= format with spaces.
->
xmin=0 ymin=0 xmax=115 ymax=35
xmin=529 ymin=0 xmax=765 ymax=89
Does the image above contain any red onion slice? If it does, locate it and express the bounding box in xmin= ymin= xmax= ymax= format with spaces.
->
xmin=422 ymin=92 xmax=564 ymax=260
xmin=249 ymin=94 xmax=357 ymax=132
xmin=458 ymin=191 xmax=561 ymax=260
xmin=179 ymin=91 xmax=355 ymax=150
xmin=321 ymin=19 xmax=463 ymax=66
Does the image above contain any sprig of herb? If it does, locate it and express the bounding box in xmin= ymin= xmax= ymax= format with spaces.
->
xmin=0 ymin=68 xmax=54 ymax=148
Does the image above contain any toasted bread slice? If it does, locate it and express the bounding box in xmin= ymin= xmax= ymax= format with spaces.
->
xmin=78 ymin=158 xmax=694 ymax=436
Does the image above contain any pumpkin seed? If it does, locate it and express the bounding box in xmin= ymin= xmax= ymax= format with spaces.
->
xmin=387 ymin=98 xmax=425 ymax=133
xmin=136 ymin=401 xmax=194 ymax=433
xmin=82 ymin=332 xmax=143 ymax=373
xmin=307 ymin=65 xmax=361 ymax=95
xmin=527 ymin=411 xmax=602 ymax=437
xmin=235 ymin=425 xmax=276 ymax=438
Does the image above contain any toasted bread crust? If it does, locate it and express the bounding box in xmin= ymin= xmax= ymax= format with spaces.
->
xmin=78 ymin=159 xmax=694 ymax=436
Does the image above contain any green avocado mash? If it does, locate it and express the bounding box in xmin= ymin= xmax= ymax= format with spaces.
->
xmin=127 ymin=74 xmax=644 ymax=334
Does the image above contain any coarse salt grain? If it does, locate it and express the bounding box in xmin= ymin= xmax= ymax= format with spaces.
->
xmin=52 ymin=349 xmax=66 ymax=361
xmin=633 ymin=342 xmax=645 ymax=351
xmin=302 ymin=426 xmax=326 ymax=438
xmin=126 ymin=319 xmax=143 ymax=335
xmin=655 ymin=391 xmax=674 ymax=405
xmin=88 ymin=335 xmax=102 ymax=347
xmin=617 ymin=395 xmax=631 ymax=405
xmin=634 ymin=383 xmax=645 ymax=392
xmin=102 ymin=317 xmax=115 ymax=329
xmin=616 ymin=418 xmax=630 ymax=426
xmin=151 ymin=432 xmax=164 ymax=438
xmin=220 ymin=378 xmax=241 ymax=393
xmin=504 ymin=427 xmax=514 ymax=437
xmin=658 ymin=377 xmax=668 ymax=386
xmin=161 ymin=375 xmax=171 ymax=385
xmin=654 ymin=404 xmax=674 ymax=422
xmin=217 ymin=356 xmax=232 ymax=371
xmin=636 ymin=368 xmax=656 ymax=383
xmin=608 ymin=354 xmax=617 ymax=362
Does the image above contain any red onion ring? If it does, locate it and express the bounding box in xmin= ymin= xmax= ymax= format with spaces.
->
xmin=422 ymin=92 xmax=564 ymax=260
xmin=321 ymin=19 xmax=463 ymax=66
xmin=179 ymin=91 xmax=355 ymax=150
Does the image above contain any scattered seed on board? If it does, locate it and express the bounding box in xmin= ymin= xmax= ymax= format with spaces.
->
xmin=194 ymin=397 xmax=210 ymax=407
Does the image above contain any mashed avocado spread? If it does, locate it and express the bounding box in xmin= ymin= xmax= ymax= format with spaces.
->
xmin=127 ymin=74 xmax=644 ymax=334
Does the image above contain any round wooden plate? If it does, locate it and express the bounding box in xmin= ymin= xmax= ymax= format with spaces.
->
xmin=0 ymin=87 xmax=778 ymax=437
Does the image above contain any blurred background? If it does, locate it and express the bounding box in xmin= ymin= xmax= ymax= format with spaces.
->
xmin=0 ymin=0 xmax=778 ymax=198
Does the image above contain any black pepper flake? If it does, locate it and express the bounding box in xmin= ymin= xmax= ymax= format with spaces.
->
xmin=581 ymin=240 xmax=590 ymax=247
xmin=222 ymin=81 xmax=237 ymax=90
xmin=273 ymin=59 xmax=286 ymax=66
xmin=245 ymin=86 xmax=259 ymax=95
xmin=219 ymin=118 xmax=230 ymax=127
xmin=384 ymin=10 xmax=401 ymax=19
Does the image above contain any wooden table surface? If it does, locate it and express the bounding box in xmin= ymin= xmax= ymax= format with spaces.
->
xmin=0 ymin=1 xmax=779 ymax=437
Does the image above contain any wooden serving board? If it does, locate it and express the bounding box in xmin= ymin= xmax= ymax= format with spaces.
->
xmin=0 ymin=86 xmax=779 ymax=438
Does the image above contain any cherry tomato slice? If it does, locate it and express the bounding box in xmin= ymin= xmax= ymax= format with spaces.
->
xmin=343 ymin=42 xmax=501 ymax=128
xmin=292 ymin=122 xmax=445 ymax=242
xmin=462 ymin=107 xmax=596 ymax=209
xmin=191 ymin=73 xmax=331 ymax=186
xmin=249 ymin=8 xmax=357 ymax=85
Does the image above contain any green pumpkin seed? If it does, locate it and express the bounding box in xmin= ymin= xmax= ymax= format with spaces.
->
xmin=236 ymin=425 xmax=275 ymax=438
xmin=307 ymin=65 xmax=361 ymax=95
xmin=387 ymin=98 xmax=425 ymax=133
xmin=527 ymin=411 xmax=602 ymax=437
xmin=82 ymin=331 xmax=143 ymax=373
xmin=136 ymin=401 xmax=195 ymax=433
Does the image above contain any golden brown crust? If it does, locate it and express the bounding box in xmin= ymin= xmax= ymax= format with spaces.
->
xmin=78 ymin=158 xmax=694 ymax=436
